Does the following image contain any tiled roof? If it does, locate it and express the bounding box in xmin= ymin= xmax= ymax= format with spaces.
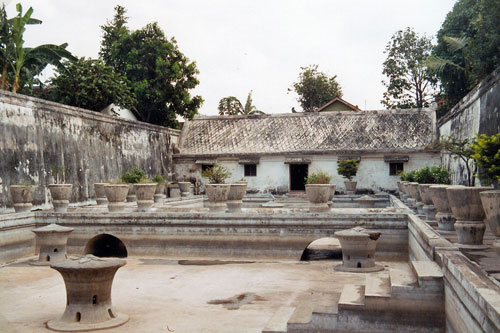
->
xmin=178 ymin=109 xmax=436 ymax=157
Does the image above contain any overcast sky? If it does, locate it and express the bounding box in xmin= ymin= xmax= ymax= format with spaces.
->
xmin=7 ymin=0 xmax=456 ymax=116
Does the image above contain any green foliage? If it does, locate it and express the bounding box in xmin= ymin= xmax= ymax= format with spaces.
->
xmin=430 ymin=166 xmax=452 ymax=184
xmin=381 ymin=27 xmax=437 ymax=109
xmin=0 ymin=4 xmax=75 ymax=93
xmin=337 ymin=160 xmax=358 ymax=181
xmin=120 ymin=168 xmax=146 ymax=184
xmin=440 ymin=135 xmax=477 ymax=186
xmin=201 ymin=164 xmax=231 ymax=184
xmin=49 ymin=57 xmax=136 ymax=111
xmin=433 ymin=0 xmax=500 ymax=114
xmin=99 ymin=6 xmax=203 ymax=128
xmin=218 ymin=90 xmax=264 ymax=116
xmin=400 ymin=166 xmax=450 ymax=184
xmin=399 ymin=169 xmax=418 ymax=182
xmin=48 ymin=165 xmax=69 ymax=184
xmin=305 ymin=170 xmax=331 ymax=184
xmin=151 ymin=175 xmax=165 ymax=184
xmin=414 ymin=166 xmax=435 ymax=183
xmin=290 ymin=64 xmax=342 ymax=112
xmin=472 ymin=133 xmax=500 ymax=186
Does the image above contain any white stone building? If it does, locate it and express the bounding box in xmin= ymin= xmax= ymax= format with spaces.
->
xmin=174 ymin=109 xmax=440 ymax=193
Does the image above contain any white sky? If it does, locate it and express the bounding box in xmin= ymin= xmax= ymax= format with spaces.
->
xmin=8 ymin=0 xmax=456 ymax=116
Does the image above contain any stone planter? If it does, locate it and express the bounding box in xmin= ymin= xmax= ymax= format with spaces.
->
xmin=31 ymin=223 xmax=73 ymax=266
xmin=334 ymin=226 xmax=383 ymax=272
xmin=305 ymin=184 xmax=332 ymax=213
xmin=205 ymin=184 xmax=231 ymax=212
xmin=429 ymin=185 xmax=456 ymax=232
xmin=126 ymin=184 xmax=136 ymax=202
xmin=9 ymin=185 xmax=36 ymax=212
xmin=48 ymin=184 xmax=73 ymax=212
xmin=400 ymin=181 xmax=410 ymax=203
xmin=418 ymin=184 xmax=436 ymax=223
xmin=407 ymin=182 xmax=422 ymax=213
xmin=480 ymin=190 xmax=500 ymax=237
xmin=154 ymin=183 xmax=166 ymax=203
xmin=135 ymin=183 xmax=157 ymax=212
xmin=47 ymin=255 xmax=128 ymax=331
xmin=178 ymin=182 xmax=191 ymax=197
xmin=104 ymin=184 xmax=129 ymax=212
xmin=344 ymin=180 xmax=357 ymax=195
xmin=227 ymin=183 xmax=247 ymax=213
xmin=93 ymin=183 xmax=108 ymax=206
xmin=447 ymin=186 xmax=491 ymax=246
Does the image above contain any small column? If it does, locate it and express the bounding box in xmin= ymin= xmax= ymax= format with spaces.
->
xmin=93 ymin=183 xmax=108 ymax=206
xmin=418 ymin=184 xmax=437 ymax=225
xmin=31 ymin=224 xmax=73 ymax=266
xmin=47 ymin=255 xmax=128 ymax=332
xmin=334 ymin=227 xmax=384 ymax=272
xmin=429 ymin=185 xmax=456 ymax=232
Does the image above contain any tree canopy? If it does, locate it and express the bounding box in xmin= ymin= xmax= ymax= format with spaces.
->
xmin=290 ymin=65 xmax=342 ymax=112
xmin=49 ymin=57 xmax=136 ymax=112
xmin=218 ymin=90 xmax=263 ymax=116
xmin=432 ymin=0 xmax=500 ymax=113
xmin=99 ymin=6 xmax=203 ymax=128
xmin=381 ymin=27 xmax=437 ymax=109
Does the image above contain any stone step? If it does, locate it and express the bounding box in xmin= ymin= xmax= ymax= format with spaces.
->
xmin=262 ymin=306 xmax=296 ymax=333
xmin=410 ymin=260 xmax=444 ymax=291
xmin=389 ymin=263 xmax=418 ymax=294
xmin=288 ymin=301 xmax=313 ymax=325
xmin=365 ymin=271 xmax=391 ymax=298
xmin=312 ymin=292 xmax=339 ymax=315
xmin=338 ymin=284 xmax=365 ymax=310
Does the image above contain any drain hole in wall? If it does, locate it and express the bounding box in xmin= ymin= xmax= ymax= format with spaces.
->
xmin=75 ymin=312 xmax=81 ymax=322
xmin=357 ymin=262 xmax=361 ymax=268
xmin=92 ymin=295 xmax=97 ymax=305
xmin=46 ymin=255 xmax=50 ymax=261
xmin=108 ymin=309 xmax=115 ymax=318
xmin=54 ymin=248 xmax=58 ymax=252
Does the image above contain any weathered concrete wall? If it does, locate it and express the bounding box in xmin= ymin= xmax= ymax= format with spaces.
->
xmin=438 ymin=66 xmax=500 ymax=185
xmin=0 ymin=90 xmax=179 ymax=211
xmin=175 ymin=152 xmax=441 ymax=194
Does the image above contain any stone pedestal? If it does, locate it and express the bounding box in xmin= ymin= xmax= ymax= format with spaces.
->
xmin=178 ymin=182 xmax=191 ymax=197
xmin=407 ymin=198 xmax=417 ymax=210
xmin=135 ymin=183 xmax=157 ymax=212
xmin=104 ymin=184 xmax=129 ymax=212
xmin=227 ymin=183 xmax=247 ymax=213
xmin=31 ymin=224 xmax=73 ymax=266
xmin=344 ymin=180 xmax=357 ymax=195
xmin=429 ymin=185 xmax=457 ymax=232
xmin=47 ymin=255 xmax=128 ymax=332
xmin=418 ymin=184 xmax=436 ymax=223
xmin=447 ymin=186 xmax=491 ymax=247
xmin=168 ymin=184 xmax=181 ymax=198
xmin=334 ymin=227 xmax=383 ymax=272
xmin=154 ymin=183 xmax=166 ymax=203
xmin=93 ymin=183 xmax=108 ymax=206
xmin=480 ymin=190 xmax=500 ymax=260
xmin=416 ymin=202 xmax=424 ymax=215
xmin=48 ymin=184 xmax=73 ymax=213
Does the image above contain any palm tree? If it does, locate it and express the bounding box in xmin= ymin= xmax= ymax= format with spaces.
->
xmin=218 ymin=90 xmax=264 ymax=116
xmin=241 ymin=90 xmax=264 ymax=115
xmin=0 ymin=4 xmax=75 ymax=93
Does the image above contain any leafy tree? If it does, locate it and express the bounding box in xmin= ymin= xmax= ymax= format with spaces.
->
xmin=472 ymin=133 xmax=500 ymax=187
xmin=381 ymin=27 xmax=437 ymax=109
xmin=432 ymin=0 xmax=500 ymax=113
xmin=49 ymin=57 xmax=136 ymax=111
xmin=440 ymin=135 xmax=477 ymax=186
xmin=99 ymin=7 xmax=203 ymax=128
xmin=218 ymin=90 xmax=264 ymax=116
xmin=290 ymin=64 xmax=342 ymax=112
xmin=337 ymin=160 xmax=358 ymax=181
xmin=0 ymin=4 xmax=75 ymax=93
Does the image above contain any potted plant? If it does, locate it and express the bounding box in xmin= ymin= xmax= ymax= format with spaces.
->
xmin=152 ymin=175 xmax=166 ymax=203
xmin=305 ymin=170 xmax=333 ymax=213
xmin=178 ymin=177 xmax=192 ymax=197
xmin=120 ymin=168 xmax=146 ymax=202
xmin=416 ymin=166 xmax=451 ymax=223
xmin=227 ymin=178 xmax=248 ymax=213
xmin=10 ymin=183 xmax=36 ymax=212
xmin=337 ymin=159 xmax=358 ymax=194
xmin=202 ymin=164 xmax=231 ymax=212
xmin=135 ymin=178 xmax=157 ymax=212
xmin=93 ymin=182 xmax=108 ymax=206
xmin=104 ymin=181 xmax=129 ymax=212
xmin=473 ymin=133 xmax=500 ymax=256
xmin=48 ymin=166 xmax=72 ymax=213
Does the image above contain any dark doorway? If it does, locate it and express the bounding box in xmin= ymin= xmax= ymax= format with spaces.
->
xmin=84 ymin=234 xmax=128 ymax=258
xmin=290 ymin=164 xmax=308 ymax=191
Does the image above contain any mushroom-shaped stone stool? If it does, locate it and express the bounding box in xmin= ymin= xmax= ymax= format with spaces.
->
xmin=334 ymin=227 xmax=384 ymax=272
xmin=30 ymin=224 xmax=73 ymax=266
xmin=47 ymin=255 xmax=128 ymax=332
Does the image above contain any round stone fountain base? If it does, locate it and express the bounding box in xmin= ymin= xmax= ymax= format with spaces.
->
xmin=47 ymin=313 xmax=129 ymax=332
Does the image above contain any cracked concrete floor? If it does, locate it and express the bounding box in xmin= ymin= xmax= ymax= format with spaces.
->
xmin=0 ymin=257 xmax=401 ymax=332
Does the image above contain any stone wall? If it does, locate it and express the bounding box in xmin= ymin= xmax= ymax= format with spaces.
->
xmin=438 ymin=66 xmax=500 ymax=185
xmin=0 ymin=90 xmax=179 ymax=211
